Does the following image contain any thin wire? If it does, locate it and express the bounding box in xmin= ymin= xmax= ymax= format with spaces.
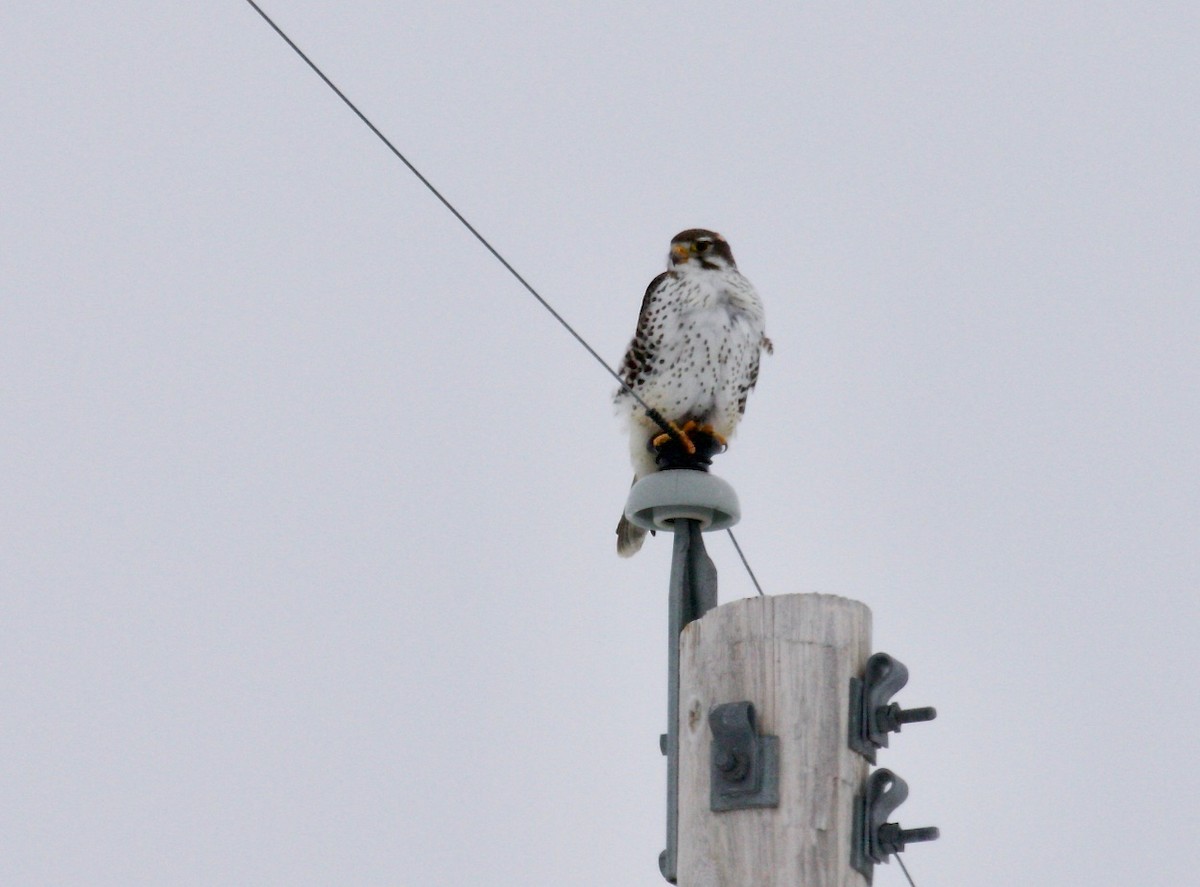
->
xmin=895 ymin=853 xmax=919 ymax=887
xmin=243 ymin=1 xmax=768 ymax=590
xmin=726 ymin=530 xmax=765 ymax=596
xmin=240 ymin=0 xmax=674 ymax=437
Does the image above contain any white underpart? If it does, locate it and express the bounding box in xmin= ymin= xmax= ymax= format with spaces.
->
xmin=614 ymin=259 xmax=767 ymax=480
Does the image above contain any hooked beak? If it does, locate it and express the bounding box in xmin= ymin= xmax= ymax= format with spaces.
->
xmin=670 ymin=243 xmax=690 ymax=264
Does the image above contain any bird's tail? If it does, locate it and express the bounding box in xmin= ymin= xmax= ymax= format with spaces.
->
xmin=616 ymin=513 xmax=647 ymax=557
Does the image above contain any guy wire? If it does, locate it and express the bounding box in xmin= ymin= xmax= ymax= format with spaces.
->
xmin=244 ymin=1 xmax=767 ymax=595
xmin=241 ymin=0 xmax=676 ymax=440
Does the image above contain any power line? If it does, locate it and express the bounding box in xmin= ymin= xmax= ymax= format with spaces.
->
xmin=726 ymin=529 xmax=765 ymax=596
xmin=240 ymin=0 xmax=675 ymax=438
xmin=242 ymin=0 xmax=768 ymax=594
xmin=896 ymin=853 xmax=921 ymax=887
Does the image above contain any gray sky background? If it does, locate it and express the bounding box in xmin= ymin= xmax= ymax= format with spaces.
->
xmin=3 ymin=3 xmax=1197 ymax=885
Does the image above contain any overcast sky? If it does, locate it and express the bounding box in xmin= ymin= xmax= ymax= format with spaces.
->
xmin=3 ymin=3 xmax=1197 ymax=885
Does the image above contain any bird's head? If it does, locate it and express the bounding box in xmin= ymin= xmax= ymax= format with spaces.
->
xmin=669 ymin=229 xmax=737 ymax=271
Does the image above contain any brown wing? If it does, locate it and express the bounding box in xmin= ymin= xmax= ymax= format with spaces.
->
xmin=619 ymin=271 xmax=671 ymax=391
xmin=737 ymin=336 xmax=773 ymax=416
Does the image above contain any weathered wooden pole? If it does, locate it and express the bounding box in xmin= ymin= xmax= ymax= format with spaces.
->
xmin=676 ymin=593 xmax=872 ymax=887
xmin=624 ymin=469 xmax=931 ymax=885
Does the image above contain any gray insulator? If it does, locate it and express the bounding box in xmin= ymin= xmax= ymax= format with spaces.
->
xmin=624 ymin=470 xmax=741 ymax=533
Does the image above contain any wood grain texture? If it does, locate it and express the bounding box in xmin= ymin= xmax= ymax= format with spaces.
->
xmin=677 ymin=594 xmax=871 ymax=887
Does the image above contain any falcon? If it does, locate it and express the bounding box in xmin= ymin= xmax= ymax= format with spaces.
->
xmin=614 ymin=229 xmax=771 ymax=556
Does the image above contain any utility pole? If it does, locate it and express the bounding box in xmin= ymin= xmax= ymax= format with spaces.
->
xmin=678 ymin=593 xmax=870 ymax=886
xmin=624 ymin=469 xmax=938 ymax=886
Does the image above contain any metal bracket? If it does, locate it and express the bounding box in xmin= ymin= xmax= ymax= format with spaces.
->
xmin=849 ymin=652 xmax=936 ymax=762
xmin=658 ymin=520 xmax=718 ymax=884
xmin=852 ymin=768 xmax=940 ymax=882
xmin=709 ymin=701 xmax=779 ymax=811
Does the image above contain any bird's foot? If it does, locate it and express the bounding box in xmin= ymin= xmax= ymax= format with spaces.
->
xmin=694 ymin=423 xmax=727 ymax=450
xmin=652 ymin=420 xmax=697 ymax=455
xmin=649 ymin=421 xmax=725 ymax=471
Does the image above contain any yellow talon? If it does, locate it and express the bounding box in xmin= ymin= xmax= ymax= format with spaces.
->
xmin=696 ymin=424 xmax=727 ymax=448
xmin=652 ymin=421 xmax=697 ymax=454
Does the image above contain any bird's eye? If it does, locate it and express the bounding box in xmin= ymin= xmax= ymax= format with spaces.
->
xmin=695 ymin=241 xmax=711 ymax=253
